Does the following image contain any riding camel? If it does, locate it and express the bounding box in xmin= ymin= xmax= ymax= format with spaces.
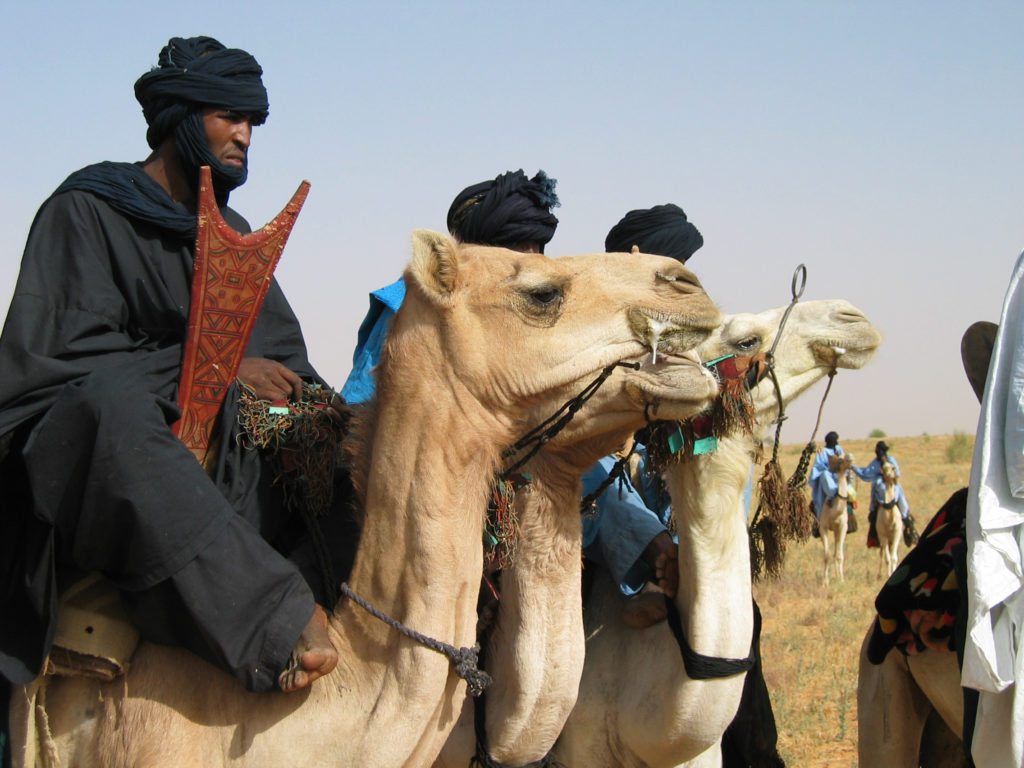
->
xmin=551 ymin=299 xmax=881 ymax=767
xmin=820 ymin=452 xmax=854 ymax=586
xmin=8 ymin=231 xmax=723 ymax=768
xmin=875 ymin=461 xmax=905 ymax=578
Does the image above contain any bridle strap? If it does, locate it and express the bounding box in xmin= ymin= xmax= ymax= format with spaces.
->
xmin=664 ymin=595 xmax=756 ymax=679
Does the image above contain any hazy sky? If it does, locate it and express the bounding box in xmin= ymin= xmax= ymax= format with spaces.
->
xmin=2 ymin=1 xmax=1021 ymax=445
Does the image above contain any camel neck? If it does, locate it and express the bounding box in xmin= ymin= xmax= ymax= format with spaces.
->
xmin=482 ymin=465 xmax=586 ymax=764
xmin=668 ymin=435 xmax=755 ymax=660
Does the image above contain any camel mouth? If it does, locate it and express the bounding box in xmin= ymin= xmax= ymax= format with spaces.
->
xmin=812 ymin=330 xmax=881 ymax=370
xmin=623 ymin=349 xmax=719 ymax=419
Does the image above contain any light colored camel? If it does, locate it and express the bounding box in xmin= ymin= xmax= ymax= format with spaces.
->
xmin=875 ymin=461 xmax=904 ymax=578
xmin=433 ymin=312 xmax=722 ymax=767
xmin=8 ymin=231 xmax=721 ymax=768
xmin=552 ymin=299 xmax=881 ymax=768
xmin=820 ymin=452 xmax=854 ymax=586
xmin=857 ymin=622 xmax=966 ymax=767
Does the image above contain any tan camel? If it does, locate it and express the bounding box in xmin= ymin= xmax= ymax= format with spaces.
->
xmin=552 ymin=299 xmax=881 ymax=768
xmin=434 ymin=324 xmax=722 ymax=766
xmin=820 ymin=452 xmax=854 ymax=586
xmin=875 ymin=461 xmax=905 ymax=578
xmin=857 ymin=623 xmax=966 ymax=767
xmin=8 ymin=231 xmax=722 ymax=768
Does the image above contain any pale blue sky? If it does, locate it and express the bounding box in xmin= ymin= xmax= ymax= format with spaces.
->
xmin=2 ymin=1 xmax=1022 ymax=442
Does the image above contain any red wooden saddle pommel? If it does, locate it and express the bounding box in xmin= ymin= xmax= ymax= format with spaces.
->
xmin=173 ymin=166 xmax=311 ymax=466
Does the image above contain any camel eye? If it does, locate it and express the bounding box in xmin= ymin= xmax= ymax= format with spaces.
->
xmin=527 ymin=286 xmax=563 ymax=307
xmin=736 ymin=336 xmax=761 ymax=352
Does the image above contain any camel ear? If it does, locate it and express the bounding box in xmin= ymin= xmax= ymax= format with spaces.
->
xmin=408 ymin=229 xmax=459 ymax=305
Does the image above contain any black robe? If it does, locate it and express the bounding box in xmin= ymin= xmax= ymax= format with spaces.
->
xmin=0 ymin=188 xmax=322 ymax=689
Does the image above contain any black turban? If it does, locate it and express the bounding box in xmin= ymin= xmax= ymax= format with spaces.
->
xmin=604 ymin=203 xmax=704 ymax=263
xmin=446 ymin=170 xmax=560 ymax=252
xmin=825 ymin=431 xmax=839 ymax=448
xmin=134 ymin=36 xmax=269 ymax=150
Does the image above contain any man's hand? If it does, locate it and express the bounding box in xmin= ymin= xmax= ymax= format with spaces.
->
xmin=325 ymin=392 xmax=352 ymax=427
xmin=237 ymin=358 xmax=303 ymax=401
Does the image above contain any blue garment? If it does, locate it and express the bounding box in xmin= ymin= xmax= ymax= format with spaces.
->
xmin=808 ymin=445 xmax=844 ymax=519
xmin=869 ymin=476 xmax=909 ymax=518
xmin=581 ymin=449 xmax=670 ymax=594
xmin=341 ymin=278 xmax=406 ymax=404
xmin=856 ymin=455 xmax=901 ymax=483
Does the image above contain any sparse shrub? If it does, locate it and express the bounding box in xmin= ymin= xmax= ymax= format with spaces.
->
xmin=945 ymin=431 xmax=974 ymax=463
xmin=868 ymin=428 xmax=886 ymax=438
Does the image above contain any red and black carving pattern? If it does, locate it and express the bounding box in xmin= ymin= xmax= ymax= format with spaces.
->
xmin=173 ymin=166 xmax=310 ymax=460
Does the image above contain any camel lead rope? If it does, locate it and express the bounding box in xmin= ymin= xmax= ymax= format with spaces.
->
xmin=338 ymin=582 xmax=492 ymax=696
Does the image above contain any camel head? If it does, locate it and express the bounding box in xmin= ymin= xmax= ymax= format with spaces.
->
xmin=828 ymin=452 xmax=855 ymax=473
xmin=697 ymin=299 xmax=881 ymax=435
xmin=881 ymin=460 xmax=897 ymax=484
xmin=391 ymin=231 xmax=722 ymax=445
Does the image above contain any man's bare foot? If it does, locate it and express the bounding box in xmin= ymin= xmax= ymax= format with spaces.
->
xmin=643 ymin=531 xmax=678 ymax=597
xmin=278 ymin=604 xmax=338 ymax=692
xmin=622 ymin=589 xmax=669 ymax=628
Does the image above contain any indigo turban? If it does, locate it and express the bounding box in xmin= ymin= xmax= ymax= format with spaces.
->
xmin=604 ymin=203 xmax=704 ymax=264
xmin=135 ymin=36 xmax=269 ymax=150
xmin=447 ymin=170 xmax=560 ymax=252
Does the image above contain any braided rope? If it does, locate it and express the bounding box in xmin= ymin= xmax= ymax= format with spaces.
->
xmin=578 ymin=437 xmax=641 ymax=514
xmin=339 ymin=582 xmax=492 ymax=697
xmin=501 ymin=361 xmax=640 ymax=478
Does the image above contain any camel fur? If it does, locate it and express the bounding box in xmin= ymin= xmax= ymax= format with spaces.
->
xmin=552 ymin=299 xmax=881 ymax=767
xmin=9 ymin=232 xmax=721 ymax=768
xmin=857 ymin=623 xmax=966 ymax=768
xmin=875 ymin=461 xmax=904 ymax=579
xmin=820 ymin=452 xmax=854 ymax=586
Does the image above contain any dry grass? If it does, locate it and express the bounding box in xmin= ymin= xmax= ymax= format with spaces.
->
xmin=753 ymin=434 xmax=974 ymax=767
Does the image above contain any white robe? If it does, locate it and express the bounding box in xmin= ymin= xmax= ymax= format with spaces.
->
xmin=964 ymin=249 xmax=1024 ymax=767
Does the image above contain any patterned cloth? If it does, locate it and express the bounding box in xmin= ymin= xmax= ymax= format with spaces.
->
xmin=866 ymin=488 xmax=967 ymax=664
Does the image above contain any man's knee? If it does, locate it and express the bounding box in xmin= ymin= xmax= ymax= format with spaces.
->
xmin=61 ymin=369 xmax=175 ymax=431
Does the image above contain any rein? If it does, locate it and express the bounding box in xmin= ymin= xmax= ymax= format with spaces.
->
xmin=501 ymin=360 xmax=641 ymax=478
xmin=749 ymin=263 xmax=836 ymax=530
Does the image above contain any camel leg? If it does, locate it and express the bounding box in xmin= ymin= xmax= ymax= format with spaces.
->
xmin=857 ymin=626 xmax=932 ymax=767
xmin=821 ymin=533 xmax=831 ymax=587
xmin=836 ymin=528 xmax=846 ymax=582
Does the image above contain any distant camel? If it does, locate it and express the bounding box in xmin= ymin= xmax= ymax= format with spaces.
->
xmin=874 ymin=461 xmax=904 ymax=578
xmin=821 ymin=453 xmax=854 ymax=586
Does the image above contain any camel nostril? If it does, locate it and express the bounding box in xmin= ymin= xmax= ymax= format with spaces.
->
xmin=834 ymin=309 xmax=867 ymax=324
xmin=656 ymin=272 xmax=701 ymax=294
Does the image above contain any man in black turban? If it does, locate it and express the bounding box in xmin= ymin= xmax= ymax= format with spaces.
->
xmin=604 ymin=203 xmax=704 ymax=264
xmin=447 ymin=169 xmax=560 ymax=253
xmin=0 ymin=36 xmax=342 ymax=698
xmin=341 ymin=169 xmax=560 ymax=404
xmin=582 ymin=203 xmax=707 ymax=629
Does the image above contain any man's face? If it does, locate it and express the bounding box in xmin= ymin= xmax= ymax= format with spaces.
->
xmin=202 ymin=107 xmax=254 ymax=169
